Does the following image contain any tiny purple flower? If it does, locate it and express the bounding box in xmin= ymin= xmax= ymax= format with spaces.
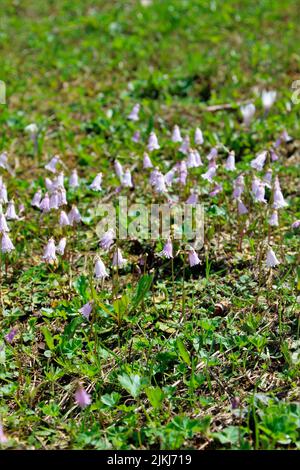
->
xmin=75 ymin=385 xmax=91 ymax=408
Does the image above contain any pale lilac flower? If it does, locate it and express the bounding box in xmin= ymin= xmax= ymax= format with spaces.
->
xmin=171 ymin=125 xmax=182 ymax=143
xmin=89 ymin=173 xmax=102 ymax=191
xmin=59 ymin=211 xmax=70 ymax=227
xmin=79 ymin=301 xmax=93 ymax=320
xmin=0 ymin=182 xmax=8 ymax=204
xmin=187 ymin=150 xmax=197 ymax=168
xmin=0 ymin=214 xmax=9 ymax=233
xmin=193 ymin=149 xmax=203 ymax=166
xmin=0 ymin=152 xmax=9 ymax=170
xmin=45 ymin=177 xmax=53 ymax=192
xmin=179 ymin=161 xmax=188 ymax=186
xmin=112 ymin=248 xmax=127 ymax=268
xmin=1 ymin=233 xmax=15 ymax=253
xmin=179 ymin=135 xmax=190 ymax=155
xmin=122 ymin=169 xmax=133 ymax=188
xmin=273 ymin=176 xmax=287 ymax=209
xmin=269 ymin=210 xmax=279 ymax=227
xmin=261 ymin=90 xmax=277 ymax=112
xmin=68 ymin=205 xmax=82 ymax=225
xmin=251 ymin=176 xmax=260 ymax=197
xmin=266 ymin=248 xmax=280 ymax=268
xmin=263 ymin=169 xmax=273 ymax=188
xmin=114 ymin=160 xmax=123 ymax=180
xmin=233 ymin=175 xmax=245 ymax=199
xmin=45 ymin=155 xmax=60 ymax=173
xmin=150 ymin=168 xmax=160 ymax=186
xmin=75 ymin=385 xmax=91 ymax=408
xmin=188 ymin=248 xmax=200 ymax=267
xmin=240 ymin=103 xmax=256 ymax=125
xmin=281 ymin=130 xmax=292 ymax=143
xmin=253 ymin=180 xmax=266 ymax=203
xmin=18 ymin=204 xmax=25 ymax=216
xmin=147 ymin=131 xmax=160 ymax=152
xmin=202 ymin=166 xmax=216 ymax=183
xmin=31 ymin=189 xmax=42 ymax=208
xmin=40 ymin=193 xmax=50 ymax=213
xmin=270 ymin=149 xmax=279 ymax=161
xmin=160 ymin=238 xmax=173 ymax=258
xmin=225 ymin=151 xmax=236 ymax=171
xmin=49 ymin=190 xmax=59 ymax=210
xmin=42 ymin=238 xmax=57 ymax=264
xmin=209 ymin=184 xmax=223 ymax=197
xmin=154 ymin=172 xmax=167 ymax=193
xmin=57 ymin=187 xmax=67 ymax=206
xmin=143 ymin=153 xmax=153 ymax=169
xmin=5 ymin=200 xmax=18 ymax=220
xmin=5 ymin=328 xmax=17 ymax=343
xmin=0 ymin=423 xmax=8 ymax=444
xmin=207 ymin=147 xmax=218 ymax=161
xmin=132 ymin=130 xmax=140 ymax=143
xmin=69 ymin=169 xmax=79 ymax=188
xmin=56 ymin=172 xmax=65 ymax=189
xmin=194 ymin=127 xmax=204 ymax=145
xmin=237 ymin=199 xmax=248 ymax=215
xmin=291 ymin=220 xmax=300 ymax=229
xmin=128 ymin=103 xmax=140 ymax=121
xmin=164 ymin=167 xmax=176 ymax=187
xmin=251 ymin=150 xmax=267 ymax=171
xmin=208 ymin=157 xmax=217 ymax=170
xmin=94 ymin=257 xmax=109 ymax=279
xmin=186 ymin=191 xmax=198 ymax=206
xmin=99 ymin=228 xmax=115 ymax=250
xmin=57 ymin=237 xmax=67 ymax=255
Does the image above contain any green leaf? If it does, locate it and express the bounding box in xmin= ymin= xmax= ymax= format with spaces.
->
xmin=145 ymin=386 xmax=164 ymax=409
xmin=132 ymin=274 xmax=153 ymax=308
xmin=101 ymin=392 xmax=121 ymax=407
xmin=41 ymin=326 xmax=55 ymax=351
xmin=176 ymin=338 xmax=191 ymax=366
xmin=118 ymin=373 xmax=143 ymax=398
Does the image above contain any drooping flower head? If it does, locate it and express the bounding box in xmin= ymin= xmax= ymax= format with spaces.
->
xmin=94 ymin=256 xmax=109 ymax=279
xmin=171 ymin=125 xmax=182 ymax=143
xmin=272 ymin=176 xmax=287 ymax=209
xmin=179 ymin=135 xmax=190 ymax=155
xmin=194 ymin=127 xmax=204 ymax=145
xmin=0 ymin=213 xmax=9 ymax=233
xmin=154 ymin=171 xmax=167 ymax=193
xmin=75 ymin=385 xmax=91 ymax=408
xmin=42 ymin=238 xmax=57 ymax=264
xmin=128 ymin=103 xmax=140 ymax=121
xmin=143 ymin=152 xmax=153 ymax=169
xmin=31 ymin=189 xmax=42 ymax=208
xmin=69 ymin=169 xmax=79 ymax=188
xmin=132 ymin=130 xmax=140 ymax=143
xmin=59 ymin=210 xmax=70 ymax=227
xmin=122 ymin=169 xmax=133 ymax=188
xmin=202 ymin=166 xmax=216 ymax=183
xmin=147 ymin=131 xmax=160 ymax=152
xmin=79 ymin=301 xmax=93 ymax=320
xmin=240 ymin=103 xmax=255 ymax=126
xmin=68 ymin=205 xmax=82 ymax=225
xmin=112 ymin=248 xmax=127 ymax=268
xmin=40 ymin=193 xmax=50 ymax=213
xmin=45 ymin=155 xmax=60 ymax=173
xmin=5 ymin=328 xmax=17 ymax=343
xmin=269 ymin=210 xmax=279 ymax=227
xmin=225 ymin=151 xmax=236 ymax=171
xmin=160 ymin=238 xmax=173 ymax=259
xmin=1 ymin=233 xmax=14 ymax=253
xmin=266 ymin=248 xmax=280 ymax=268
xmin=188 ymin=248 xmax=201 ymax=267
xmin=237 ymin=199 xmax=248 ymax=215
xmin=57 ymin=237 xmax=67 ymax=255
xmin=89 ymin=173 xmax=102 ymax=191
xmin=261 ymin=90 xmax=277 ymax=112
xmin=232 ymin=175 xmax=245 ymax=199
xmin=251 ymin=150 xmax=267 ymax=171
xmin=99 ymin=228 xmax=115 ymax=251
xmin=114 ymin=160 xmax=123 ymax=180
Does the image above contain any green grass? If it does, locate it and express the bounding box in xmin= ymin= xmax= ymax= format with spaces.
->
xmin=0 ymin=0 xmax=300 ymax=450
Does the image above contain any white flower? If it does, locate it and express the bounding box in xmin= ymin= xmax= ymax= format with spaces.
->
xmin=266 ymin=248 xmax=280 ymax=268
xmin=261 ymin=90 xmax=277 ymax=111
